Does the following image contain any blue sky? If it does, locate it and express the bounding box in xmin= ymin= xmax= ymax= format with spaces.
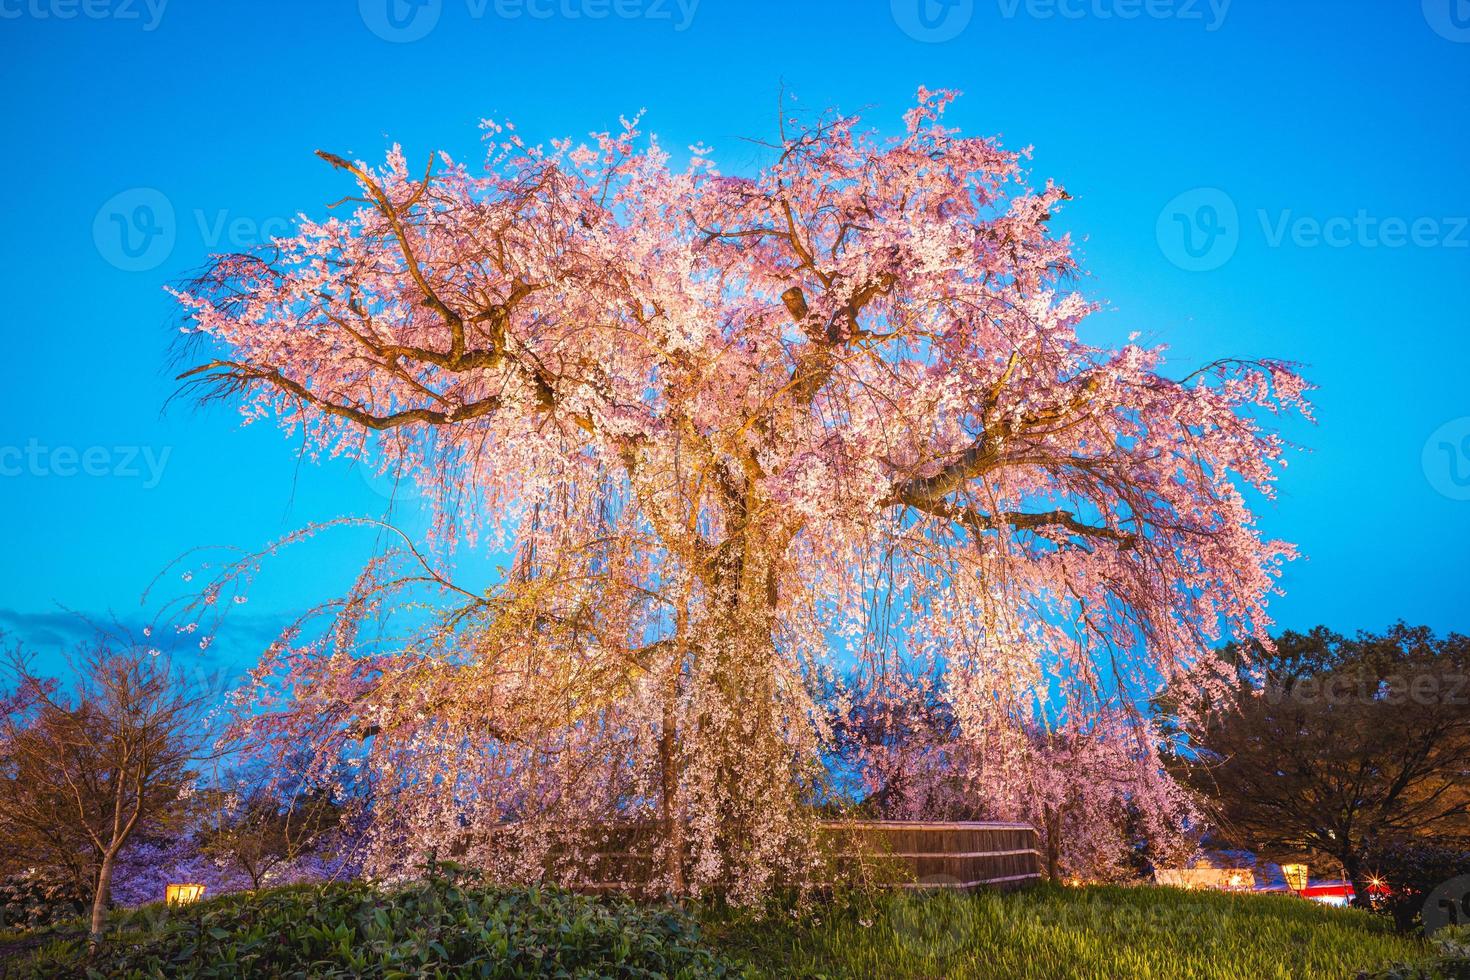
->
xmin=1 ymin=0 xmax=1467 ymax=682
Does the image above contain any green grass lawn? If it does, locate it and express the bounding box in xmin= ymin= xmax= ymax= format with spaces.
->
xmin=0 ymin=878 xmax=1437 ymax=979
xmin=708 ymin=883 xmax=1434 ymax=979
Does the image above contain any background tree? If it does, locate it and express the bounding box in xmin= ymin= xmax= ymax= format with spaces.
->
xmin=0 ymin=640 xmax=209 ymax=944
xmin=1162 ymin=624 xmax=1470 ymax=908
xmin=174 ymin=89 xmax=1308 ymax=897
xmin=197 ymin=763 xmax=342 ymax=890
xmin=832 ymin=668 xmax=981 ymax=822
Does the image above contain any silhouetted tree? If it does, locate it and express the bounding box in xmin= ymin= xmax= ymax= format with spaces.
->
xmin=1162 ymin=625 xmax=1470 ymax=908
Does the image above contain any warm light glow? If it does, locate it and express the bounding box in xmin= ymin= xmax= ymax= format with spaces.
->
xmin=1227 ymin=873 xmax=1244 ymax=889
xmin=165 ymin=883 xmax=206 ymax=906
xmin=1282 ymin=864 xmax=1309 ymax=893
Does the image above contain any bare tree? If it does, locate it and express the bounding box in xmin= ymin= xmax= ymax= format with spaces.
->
xmin=197 ymin=762 xmax=340 ymax=890
xmin=0 ymin=638 xmax=210 ymax=946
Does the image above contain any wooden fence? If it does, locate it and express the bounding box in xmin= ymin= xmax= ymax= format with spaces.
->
xmin=561 ymin=820 xmax=1043 ymax=894
xmin=821 ymin=820 xmax=1043 ymax=891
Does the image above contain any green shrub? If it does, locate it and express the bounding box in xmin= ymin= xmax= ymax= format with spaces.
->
xmin=1365 ymin=839 xmax=1470 ymax=933
xmin=15 ymin=869 xmax=734 ymax=979
xmin=0 ymin=870 xmax=86 ymax=932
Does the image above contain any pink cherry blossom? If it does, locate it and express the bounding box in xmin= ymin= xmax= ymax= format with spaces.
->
xmin=173 ymin=89 xmax=1307 ymax=898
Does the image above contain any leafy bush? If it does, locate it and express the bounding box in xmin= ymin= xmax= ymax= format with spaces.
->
xmin=18 ymin=868 xmax=734 ymax=978
xmin=0 ymin=870 xmax=86 ymax=932
xmin=1367 ymin=839 xmax=1470 ymax=933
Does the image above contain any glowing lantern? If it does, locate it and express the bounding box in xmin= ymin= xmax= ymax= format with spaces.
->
xmin=165 ymin=883 xmax=206 ymax=906
xmin=1282 ymin=864 xmax=1309 ymax=893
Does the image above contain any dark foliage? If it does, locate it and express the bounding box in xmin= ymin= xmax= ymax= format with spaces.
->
xmin=1162 ymin=624 xmax=1470 ymax=909
xmin=16 ymin=866 xmax=733 ymax=979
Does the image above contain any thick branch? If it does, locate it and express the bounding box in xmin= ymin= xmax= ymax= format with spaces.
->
xmin=316 ymin=150 xmax=470 ymax=361
xmin=178 ymin=361 xmax=504 ymax=431
xmin=895 ymin=494 xmax=1136 ymax=550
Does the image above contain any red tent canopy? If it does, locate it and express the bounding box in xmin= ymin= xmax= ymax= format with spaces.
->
xmin=1297 ymin=881 xmax=1390 ymax=899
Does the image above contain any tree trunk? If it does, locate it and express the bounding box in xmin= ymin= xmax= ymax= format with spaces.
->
xmin=661 ymin=598 xmax=689 ymax=894
xmin=88 ymin=848 xmax=116 ymax=951
xmin=660 ymin=697 xmax=685 ymax=893
xmin=1341 ymin=851 xmax=1373 ymax=910
xmin=1043 ymin=804 xmax=1062 ymax=881
xmin=687 ymin=536 xmax=800 ymax=893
